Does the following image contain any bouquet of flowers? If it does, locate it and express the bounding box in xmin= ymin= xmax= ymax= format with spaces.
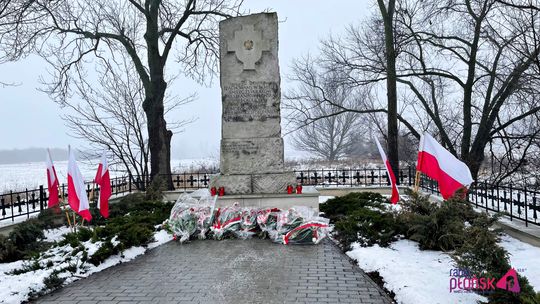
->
xmin=272 ymin=207 xmax=329 ymax=245
xmin=210 ymin=204 xmax=242 ymax=240
xmin=168 ymin=206 xmax=198 ymax=243
xmin=280 ymin=218 xmax=330 ymax=245
xmin=235 ymin=207 xmax=259 ymax=239
xmin=167 ymin=191 xmax=216 ymax=242
xmin=256 ymin=208 xmax=280 ymax=238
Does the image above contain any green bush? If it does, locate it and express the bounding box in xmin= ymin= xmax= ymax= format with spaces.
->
xmin=8 ymin=260 xmax=43 ymax=275
xmin=322 ymin=192 xmax=401 ymax=249
xmin=0 ymin=219 xmax=47 ymax=262
xmin=58 ymin=232 xmax=82 ymax=248
xmin=89 ymin=240 xmax=119 ymax=266
xmin=320 ymin=192 xmax=389 ymax=222
xmin=334 ymin=208 xmax=400 ymax=249
xmin=0 ymin=235 xmax=18 ymax=262
xmin=43 ymin=273 xmax=66 ymax=290
xmin=76 ymin=227 xmax=93 ymax=242
xmin=117 ymin=225 xmax=154 ymax=248
xmin=9 ymin=219 xmax=45 ymax=249
xmin=37 ymin=207 xmax=68 ymax=229
xmin=84 ymin=198 xmax=172 ymax=266
xmin=397 ymin=192 xmax=480 ymax=251
xmin=326 ymin=191 xmax=540 ymax=303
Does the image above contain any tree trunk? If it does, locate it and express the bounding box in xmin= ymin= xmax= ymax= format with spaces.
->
xmin=379 ymin=0 xmax=400 ymax=183
xmin=143 ymin=6 xmax=173 ymax=190
xmin=144 ymin=78 xmax=174 ymax=190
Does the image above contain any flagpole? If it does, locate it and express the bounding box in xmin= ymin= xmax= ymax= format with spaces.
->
xmin=73 ymin=212 xmax=77 ymax=233
xmin=414 ymin=134 xmax=425 ymax=193
xmin=68 ymin=145 xmax=78 ymax=233
xmin=59 ymin=183 xmax=73 ymax=232
xmin=414 ymin=170 xmax=421 ymax=192
xmin=51 ymin=148 xmax=73 ymax=232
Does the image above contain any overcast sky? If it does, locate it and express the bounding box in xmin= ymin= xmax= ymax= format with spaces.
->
xmin=0 ymin=0 xmax=372 ymax=159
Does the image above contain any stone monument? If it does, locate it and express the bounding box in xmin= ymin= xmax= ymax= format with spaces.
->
xmin=210 ymin=12 xmax=297 ymax=195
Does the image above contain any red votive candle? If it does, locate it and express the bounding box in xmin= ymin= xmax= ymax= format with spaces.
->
xmin=296 ymin=184 xmax=303 ymax=194
xmin=218 ymin=187 xmax=225 ymax=196
xmin=210 ymin=187 xmax=217 ymax=196
xmin=287 ymin=185 xmax=293 ymax=194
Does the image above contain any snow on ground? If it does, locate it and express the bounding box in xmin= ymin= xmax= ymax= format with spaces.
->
xmin=347 ymin=240 xmax=486 ymax=304
xmin=0 ymin=161 xmax=97 ymax=193
xmin=500 ymin=234 xmax=540 ymax=291
xmin=318 ymin=196 xmax=334 ymax=204
xmin=0 ymin=228 xmax=173 ymax=304
xmin=43 ymin=227 xmax=72 ymax=242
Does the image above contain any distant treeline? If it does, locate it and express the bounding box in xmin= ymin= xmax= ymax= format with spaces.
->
xmin=0 ymin=148 xmax=68 ymax=164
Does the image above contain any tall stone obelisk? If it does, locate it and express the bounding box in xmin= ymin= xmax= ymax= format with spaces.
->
xmin=210 ymin=13 xmax=296 ymax=195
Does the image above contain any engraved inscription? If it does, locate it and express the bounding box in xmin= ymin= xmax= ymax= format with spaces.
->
xmin=222 ymin=141 xmax=259 ymax=156
xmin=223 ymin=82 xmax=280 ymax=122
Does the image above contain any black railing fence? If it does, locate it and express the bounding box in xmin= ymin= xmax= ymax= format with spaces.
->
xmin=1 ymin=167 xmax=539 ymax=227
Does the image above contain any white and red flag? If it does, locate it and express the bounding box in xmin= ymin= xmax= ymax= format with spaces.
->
xmin=417 ymin=133 xmax=474 ymax=199
xmin=374 ymin=138 xmax=399 ymax=204
xmin=67 ymin=148 xmax=92 ymax=221
xmin=46 ymin=149 xmax=60 ymax=208
xmin=94 ymin=152 xmax=111 ymax=218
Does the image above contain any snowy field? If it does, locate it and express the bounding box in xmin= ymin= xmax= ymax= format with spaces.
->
xmin=0 ymin=158 xmax=218 ymax=192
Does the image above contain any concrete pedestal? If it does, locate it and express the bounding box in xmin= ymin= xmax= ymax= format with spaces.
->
xmin=168 ymin=186 xmax=320 ymax=211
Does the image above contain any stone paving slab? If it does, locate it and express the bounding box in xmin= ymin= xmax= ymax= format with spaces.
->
xmin=33 ymin=239 xmax=392 ymax=304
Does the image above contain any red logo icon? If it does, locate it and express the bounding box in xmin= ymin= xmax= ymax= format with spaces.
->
xmin=496 ymin=268 xmax=520 ymax=293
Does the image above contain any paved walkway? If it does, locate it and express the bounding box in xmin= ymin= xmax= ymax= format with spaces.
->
xmin=34 ymin=239 xmax=392 ymax=304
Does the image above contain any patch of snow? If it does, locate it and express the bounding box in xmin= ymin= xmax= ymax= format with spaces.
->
xmin=319 ymin=196 xmax=334 ymax=204
xmin=347 ymin=240 xmax=486 ymax=304
xmin=87 ymin=246 xmax=146 ymax=275
xmin=43 ymin=227 xmax=72 ymax=242
xmin=148 ymin=229 xmax=173 ymax=249
xmin=499 ymin=234 xmax=540 ymax=292
xmin=0 ymin=229 xmax=172 ymax=303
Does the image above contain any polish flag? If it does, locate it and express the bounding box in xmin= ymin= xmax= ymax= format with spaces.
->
xmin=94 ymin=152 xmax=111 ymax=218
xmin=67 ymin=149 xmax=92 ymax=221
xmin=417 ymin=133 xmax=474 ymax=199
xmin=375 ymin=138 xmax=399 ymax=204
xmin=46 ymin=149 xmax=60 ymax=208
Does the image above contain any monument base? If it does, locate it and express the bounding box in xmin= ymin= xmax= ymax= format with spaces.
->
xmin=210 ymin=172 xmax=297 ymax=195
xmin=193 ymin=186 xmax=320 ymax=211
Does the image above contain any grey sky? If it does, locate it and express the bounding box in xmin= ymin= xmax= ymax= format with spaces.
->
xmin=0 ymin=0 xmax=372 ymax=159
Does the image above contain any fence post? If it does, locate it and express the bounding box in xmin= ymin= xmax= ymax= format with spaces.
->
xmin=1 ymin=197 xmax=5 ymax=217
xmin=39 ymin=186 xmax=44 ymax=211
xmin=509 ymin=184 xmax=513 ymax=222
xmin=524 ymin=187 xmax=528 ymax=227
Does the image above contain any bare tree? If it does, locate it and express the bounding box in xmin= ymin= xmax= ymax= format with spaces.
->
xmin=392 ymin=0 xmax=540 ymax=179
xmin=293 ymin=0 xmax=540 ymax=182
xmin=61 ymin=52 xmax=194 ymax=189
xmin=285 ymin=59 xmax=364 ymax=162
xmin=3 ymin=0 xmax=244 ymax=188
xmin=0 ymin=0 xmax=35 ymax=86
xmin=377 ymin=0 xmax=401 ymax=180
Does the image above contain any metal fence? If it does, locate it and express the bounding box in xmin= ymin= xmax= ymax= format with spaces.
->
xmin=416 ymin=176 xmax=540 ymax=227
xmin=1 ymin=167 xmax=539 ymax=227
